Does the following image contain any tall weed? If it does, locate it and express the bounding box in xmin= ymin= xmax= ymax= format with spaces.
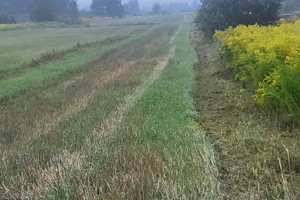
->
xmin=215 ymin=20 xmax=300 ymax=124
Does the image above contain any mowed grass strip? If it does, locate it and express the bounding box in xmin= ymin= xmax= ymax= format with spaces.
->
xmin=0 ymin=24 xmax=159 ymax=101
xmin=81 ymin=21 xmax=220 ymax=199
xmin=0 ymin=48 xmax=160 ymax=199
xmin=0 ymin=15 xmax=179 ymax=76
xmin=0 ymin=19 xmax=152 ymax=72
xmin=0 ymin=21 xmax=179 ymax=145
xmin=0 ymin=16 xmax=184 ymax=198
xmin=0 ymin=36 xmax=128 ymax=80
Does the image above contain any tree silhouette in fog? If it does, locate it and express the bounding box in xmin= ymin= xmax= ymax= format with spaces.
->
xmin=123 ymin=0 xmax=140 ymax=15
xmin=30 ymin=0 xmax=79 ymax=22
xmin=90 ymin=0 xmax=124 ymax=18
xmin=196 ymin=0 xmax=283 ymax=36
xmin=0 ymin=0 xmax=79 ymax=23
xmin=0 ymin=0 xmax=31 ymax=16
xmin=152 ymin=3 xmax=161 ymax=14
xmin=282 ymin=0 xmax=300 ymax=13
xmin=30 ymin=0 xmax=56 ymax=22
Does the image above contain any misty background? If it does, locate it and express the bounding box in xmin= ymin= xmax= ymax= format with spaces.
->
xmin=0 ymin=0 xmax=298 ymax=24
xmin=0 ymin=0 xmax=199 ymax=24
xmin=78 ymin=0 xmax=195 ymax=10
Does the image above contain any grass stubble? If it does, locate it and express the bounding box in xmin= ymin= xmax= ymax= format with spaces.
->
xmin=1 ymin=14 xmax=220 ymax=199
xmin=191 ymin=24 xmax=300 ymax=199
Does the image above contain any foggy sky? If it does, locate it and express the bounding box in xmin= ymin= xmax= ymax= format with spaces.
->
xmin=77 ymin=0 xmax=195 ymax=10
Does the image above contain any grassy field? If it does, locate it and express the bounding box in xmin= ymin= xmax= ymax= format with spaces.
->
xmin=0 ymin=14 xmax=219 ymax=199
xmin=3 ymin=11 xmax=298 ymax=200
xmin=0 ymin=16 xmax=164 ymax=73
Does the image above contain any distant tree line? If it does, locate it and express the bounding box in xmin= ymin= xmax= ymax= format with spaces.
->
xmin=282 ymin=0 xmax=300 ymax=13
xmin=0 ymin=0 xmax=79 ymax=23
xmin=30 ymin=0 xmax=79 ymax=22
xmin=281 ymin=0 xmax=300 ymax=13
xmin=161 ymin=0 xmax=199 ymax=13
xmin=0 ymin=0 xmax=145 ymax=24
xmin=0 ymin=15 xmax=16 ymax=24
xmin=123 ymin=0 xmax=140 ymax=15
xmin=90 ymin=0 xmax=124 ymax=17
xmin=152 ymin=3 xmax=161 ymax=14
xmin=90 ymin=0 xmax=141 ymax=17
xmin=196 ymin=0 xmax=283 ymax=36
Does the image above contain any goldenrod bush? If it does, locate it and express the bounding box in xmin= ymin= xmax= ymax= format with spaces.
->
xmin=215 ymin=20 xmax=300 ymax=123
xmin=0 ymin=22 xmax=67 ymax=31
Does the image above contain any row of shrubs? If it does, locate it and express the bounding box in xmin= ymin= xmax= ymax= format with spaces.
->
xmin=0 ymin=15 xmax=16 ymax=24
xmin=215 ymin=19 xmax=300 ymax=124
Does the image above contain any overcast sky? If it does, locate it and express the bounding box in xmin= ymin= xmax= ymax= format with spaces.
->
xmin=77 ymin=0 xmax=196 ymax=10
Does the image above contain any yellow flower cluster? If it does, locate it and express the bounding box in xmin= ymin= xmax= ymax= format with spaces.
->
xmin=215 ymin=20 xmax=300 ymax=121
xmin=0 ymin=22 xmax=66 ymax=31
xmin=0 ymin=23 xmax=19 ymax=30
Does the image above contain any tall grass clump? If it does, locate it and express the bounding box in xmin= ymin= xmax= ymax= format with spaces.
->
xmin=215 ymin=19 xmax=300 ymax=124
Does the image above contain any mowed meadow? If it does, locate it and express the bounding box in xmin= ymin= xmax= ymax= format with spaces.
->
xmin=0 ymin=14 xmax=219 ymax=199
